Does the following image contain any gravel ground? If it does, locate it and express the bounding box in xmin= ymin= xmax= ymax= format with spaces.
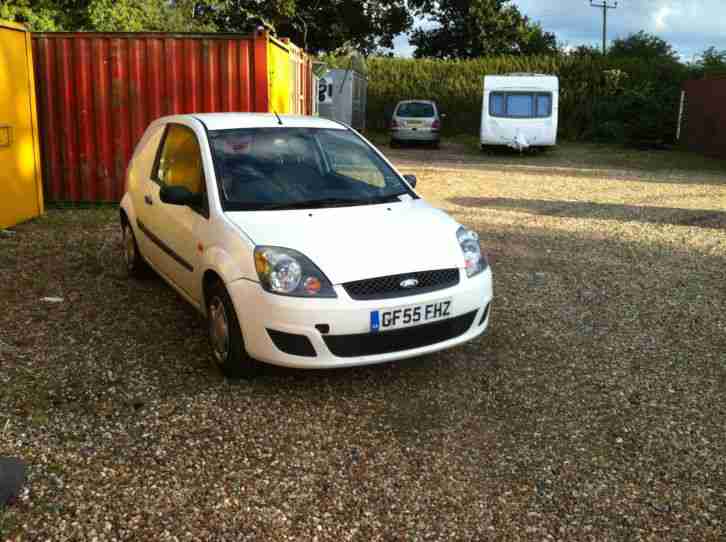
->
xmin=1 ymin=143 xmax=726 ymax=541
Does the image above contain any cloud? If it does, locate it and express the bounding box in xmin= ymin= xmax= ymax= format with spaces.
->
xmin=513 ymin=0 xmax=726 ymax=59
xmin=653 ymin=6 xmax=674 ymax=31
xmin=393 ymin=1 xmax=726 ymax=59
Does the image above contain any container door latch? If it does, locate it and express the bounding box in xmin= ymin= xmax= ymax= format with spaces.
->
xmin=0 ymin=126 xmax=12 ymax=148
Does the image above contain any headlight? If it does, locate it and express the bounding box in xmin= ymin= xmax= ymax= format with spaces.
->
xmin=457 ymin=226 xmax=488 ymax=278
xmin=254 ymin=246 xmax=337 ymax=298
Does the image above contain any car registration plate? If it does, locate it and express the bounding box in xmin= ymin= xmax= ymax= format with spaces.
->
xmin=406 ymin=120 xmax=423 ymax=127
xmin=370 ymin=299 xmax=452 ymax=332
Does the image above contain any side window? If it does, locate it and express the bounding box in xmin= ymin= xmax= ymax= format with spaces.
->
xmin=154 ymin=124 xmax=205 ymax=195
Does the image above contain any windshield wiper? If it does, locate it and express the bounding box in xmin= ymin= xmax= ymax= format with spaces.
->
xmin=367 ymin=192 xmax=413 ymax=204
xmin=241 ymin=198 xmax=374 ymax=211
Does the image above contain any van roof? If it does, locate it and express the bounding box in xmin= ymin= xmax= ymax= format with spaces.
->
xmin=396 ymin=100 xmax=436 ymax=105
xmin=153 ymin=113 xmax=347 ymax=131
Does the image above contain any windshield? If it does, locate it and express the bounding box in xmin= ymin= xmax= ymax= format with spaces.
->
xmin=396 ymin=102 xmax=435 ymax=118
xmin=209 ymin=128 xmax=414 ymax=211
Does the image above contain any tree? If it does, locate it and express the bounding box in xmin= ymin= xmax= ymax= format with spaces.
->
xmin=0 ymin=0 xmax=217 ymax=31
xmin=222 ymin=0 xmax=412 ymax=55
xmin=566 ymin=44 xmax=603 ymax=57
xmin=408 ymin=0 xmax=558 ymax=59
xmin=608 ymin=31 xmax=678 ymax=63
xmin=207 ymin=0 xmax=295 ymax=34
xmin=697 ymin=46 xmax=726 ymax=76
xmin=0 ymin=0 xmax=87 ymax=31
xmin=1 ymin=0 xmax=412 ymax=54
xmin=88 ymin=0 xmax=217 ymax=32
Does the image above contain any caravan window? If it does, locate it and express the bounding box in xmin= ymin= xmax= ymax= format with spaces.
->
xmin=536 ymin=94 xmax=552 ymax=117
xmin=489 ymin=92 xmax=552 ymax=119
xmin=507 ymin=94 xmax=534 ymax=117
xmin=490 ymin=94 xmax=506 ymax=116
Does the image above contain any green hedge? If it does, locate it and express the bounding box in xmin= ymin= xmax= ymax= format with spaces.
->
xmin=324 ymin=55 xmax=691 ymax=143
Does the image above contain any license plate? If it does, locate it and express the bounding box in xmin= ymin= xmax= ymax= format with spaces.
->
xmin=406 ymin=120 xmax=423 ymax=127
xmin=370 ymin=299 xmax=452 ymax=332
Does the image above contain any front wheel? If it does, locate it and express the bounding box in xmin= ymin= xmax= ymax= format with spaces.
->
xmin=206 ymin=281 xmax=259 ymax=379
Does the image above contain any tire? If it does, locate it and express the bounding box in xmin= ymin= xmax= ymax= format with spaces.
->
xmin=206 ymin=280 xmax=259 ymax=379
xmin=431 ymin=140 xmax=441 ymax=149
xmin=122 ymin=220 xmax=148 ymax=278
xmin=389 ymin=139 xmax=399 ymax=149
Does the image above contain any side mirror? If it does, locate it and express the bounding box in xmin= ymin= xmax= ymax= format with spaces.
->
xmin=403 ymin=174 xmax=417 ymax=188
xmin=159 ymin=185 xmax=203 ymax=207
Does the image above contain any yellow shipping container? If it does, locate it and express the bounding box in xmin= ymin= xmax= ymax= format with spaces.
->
xmin=268 ymin=37 xmax=292 ymax=114
xmin=267 ymin=35 xmax=310 ymax=116
xmin=0 ymin=20 xmax=43 ymax=229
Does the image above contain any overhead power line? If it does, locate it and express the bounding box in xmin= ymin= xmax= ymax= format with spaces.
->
xmin=590 ymin=0 xmax=618 ymax=54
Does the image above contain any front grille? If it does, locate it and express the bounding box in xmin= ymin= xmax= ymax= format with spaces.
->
xmin=323 ymin=310 xmax=477 ymax=358
xmin=343 ymin=268 xmax=460 ymax=300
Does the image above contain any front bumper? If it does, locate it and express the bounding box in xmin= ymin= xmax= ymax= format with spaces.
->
xmin=228 ymin=268 xmax=493 ymax=369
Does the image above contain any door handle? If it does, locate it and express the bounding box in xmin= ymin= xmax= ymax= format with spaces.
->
xmin=144 ymin=195 xmax=153 ymax=205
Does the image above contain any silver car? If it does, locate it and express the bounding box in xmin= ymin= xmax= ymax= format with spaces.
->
xmin=390 ymin=100 xmax=444 ymax=148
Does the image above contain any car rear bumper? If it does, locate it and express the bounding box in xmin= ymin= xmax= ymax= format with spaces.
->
xmin=227 ymin=268 xmax=493 ymax=369
xmin=391 ymin=128 xmax=440 ymax=142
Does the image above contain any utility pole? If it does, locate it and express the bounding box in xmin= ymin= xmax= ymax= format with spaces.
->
xmin=590 ymin=1 xmax=618 ymax=54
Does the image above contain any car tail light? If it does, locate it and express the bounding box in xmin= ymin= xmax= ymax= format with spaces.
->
xmin=391 ymin=118 xmax=399 ymax=129
xmin=431 ymin=119 xmax=441 ymax=130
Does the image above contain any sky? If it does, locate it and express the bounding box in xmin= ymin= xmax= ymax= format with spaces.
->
xmin=393 ymin=0 xmax=726 ymax=61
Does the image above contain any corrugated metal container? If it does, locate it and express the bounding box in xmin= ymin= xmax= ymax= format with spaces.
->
xmin=31 ymin=31 xmax=313 ymax=202
xmin=0 ymin=20 xmax=44 ymax=228
xmin=318 ymin=68 xmax=367 ymax=130
xmin=682 ymin=78 xmax=726 ymax=159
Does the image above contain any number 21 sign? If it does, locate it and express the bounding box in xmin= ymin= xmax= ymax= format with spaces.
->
xmin=318 ymin=78 xmax=333 ymax=104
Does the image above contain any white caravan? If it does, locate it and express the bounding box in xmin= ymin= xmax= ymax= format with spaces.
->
xmin=480 ymin=74 xmax=559 ymax=151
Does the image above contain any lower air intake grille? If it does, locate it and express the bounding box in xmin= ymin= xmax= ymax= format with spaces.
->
xmin=267 ymin=329 xmax=317 ymax=357
xmin=323 ymin=311 xmax=477 ymax=358
xmin=343 ymin=268 xmax=460 ymax=300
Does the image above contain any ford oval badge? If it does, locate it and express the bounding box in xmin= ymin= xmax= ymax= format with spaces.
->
xmin=400 ymin=278 xmax=419 ymax=289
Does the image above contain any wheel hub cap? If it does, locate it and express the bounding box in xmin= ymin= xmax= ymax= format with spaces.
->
xmin=124 ymin=227 xmax=135 ymax=270
xmin=209 ymin=297 xmax=230 ymax=363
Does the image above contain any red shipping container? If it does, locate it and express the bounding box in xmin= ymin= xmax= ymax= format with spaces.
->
xmin=31 ymin=31 xmax=313 ymax=202
xmin=682 ymin=78 xmax=726 ymax=160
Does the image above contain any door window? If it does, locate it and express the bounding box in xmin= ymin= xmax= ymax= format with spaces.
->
xmin=154 ymin=124 xmax=205 ymax=195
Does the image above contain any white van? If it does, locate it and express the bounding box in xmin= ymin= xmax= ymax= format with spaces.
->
xmin=480 ymin=74 xmax=559 ymax=151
